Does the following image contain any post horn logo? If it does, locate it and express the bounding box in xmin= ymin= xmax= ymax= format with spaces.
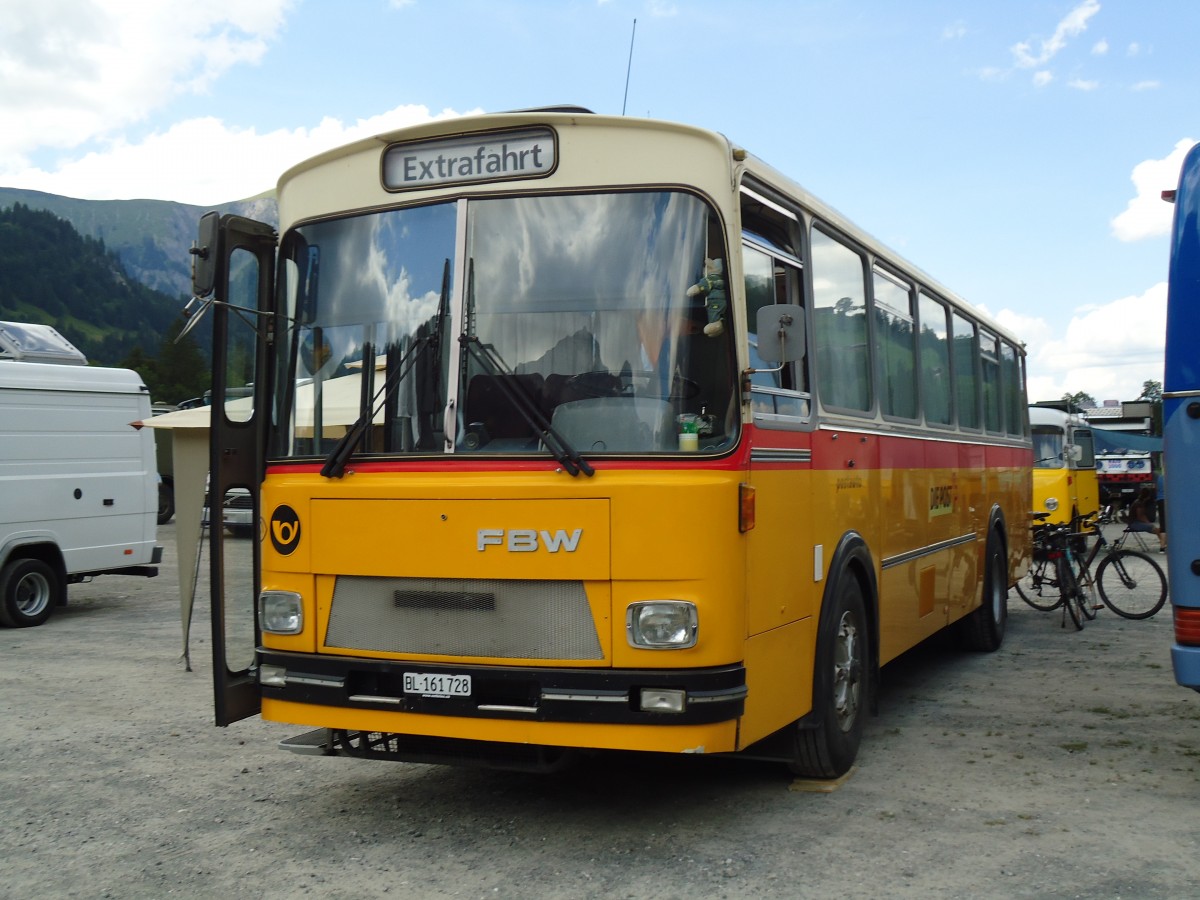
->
xmin=269 ymin=505 xmax=301 ymax=555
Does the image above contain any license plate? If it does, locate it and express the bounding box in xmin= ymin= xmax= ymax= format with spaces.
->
xmin=403 ymin=672 xmax=471 ymax=698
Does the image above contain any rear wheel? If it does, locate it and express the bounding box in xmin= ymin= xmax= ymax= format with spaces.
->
xmin=157 ymin=481 xmax=175 ymax=525
xmin=960 ymin=535 xmax=1007 ymax=651
xmin=790 ymin=575 xmax=867 ymax=778
xmin=1097 ymin=550 xmax=1168 ymax=619
xmin=0 ymin=558 xmax=61 ymax=628
xmin=1015 ymin=558 xmax=1061 ymax=612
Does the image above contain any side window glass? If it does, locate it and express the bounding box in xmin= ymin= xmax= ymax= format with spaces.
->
xmin=980 ymin=330 xmax=1003 ymax=432
xmin=918 ymin=292 xmax=952 ymax=426
xmin=744 ymin=245 xmax=786 ymax=390
xmin=953 ymin=311 xmax=979 ymax=429
xmin=872 ymin=268 xmax=917 ymax=419
xmin=1001 ymin=342 xmax=1026 ymax=436
xmin=811 ymin=227 xmax=870 ymax=412
xmin=742 ymin=242 xmax=809 ymax=419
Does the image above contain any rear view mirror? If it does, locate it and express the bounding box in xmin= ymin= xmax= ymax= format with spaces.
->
xmin=191 ymin=211 xmax=220 ymax=298
xmin=755 ymin=304 xmax=806 ymax=363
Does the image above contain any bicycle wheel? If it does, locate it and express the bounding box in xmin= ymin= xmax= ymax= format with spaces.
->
xmin=1097 ymin=550 xmax=1168 ymax=619
xmin=1075 ymin=563 xmax=1098 ymax=621
xmin=1015 ymin=558 xmax=1061 ymax=611
xmin=1058 ymin=556 xmax=1083 ymax=630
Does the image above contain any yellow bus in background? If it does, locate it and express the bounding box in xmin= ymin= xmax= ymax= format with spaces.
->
xmin=195 ymin=108 xmax=1032 ymax=778
xmin=1029 ymin=404 xmax=1099 ymax=525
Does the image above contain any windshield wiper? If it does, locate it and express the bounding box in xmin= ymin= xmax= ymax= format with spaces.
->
xmin=320 ymin=335 xmax=433 ymax=478
xmin=459 ymin=334 xmax=594 ymax=478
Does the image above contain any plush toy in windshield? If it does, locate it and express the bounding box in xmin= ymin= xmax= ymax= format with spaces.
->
xmin=686 ymin=257 xmax=727 ymax=337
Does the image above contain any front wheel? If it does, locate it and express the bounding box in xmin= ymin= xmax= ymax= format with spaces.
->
xmin=1058 ymin=556 xmax=1084 ymax=631
xmin=0 ymin=558 xmax=62 ymax=628
xmin=790 ymin=575 xmax=868 ymax=778
xmin=1097 ymin=550 xmax=1168 ymax=619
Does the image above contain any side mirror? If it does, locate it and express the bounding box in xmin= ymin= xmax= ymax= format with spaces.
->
xmin=191 ymin=211 xmax=220 ymax=298
xmin=1067 ymin=444 xmax=1083 ymax=463
xmin=754 ymin=304 xmax=806 ymax=363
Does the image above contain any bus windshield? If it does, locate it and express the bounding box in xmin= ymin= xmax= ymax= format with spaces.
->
xmin=271 ymin=190 xmax=737 ymax=461
xmin=1031 ymin=425 xmax=1064 ymax=468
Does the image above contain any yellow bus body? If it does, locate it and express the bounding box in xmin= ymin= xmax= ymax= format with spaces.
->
xmin=204 ymin=109 xmax=1032 ymax=775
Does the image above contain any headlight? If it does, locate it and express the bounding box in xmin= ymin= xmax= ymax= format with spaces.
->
xmin=626 ymin=601 xmax=698 ymax=649
xmin=259 ymin=591 xmax=303 ymax=634
xmin=1045 ymin=496 xmax=1060 ymax=512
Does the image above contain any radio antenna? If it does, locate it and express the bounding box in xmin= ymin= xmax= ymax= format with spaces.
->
xmin=622 ymin=18 xmax=637 ymax=115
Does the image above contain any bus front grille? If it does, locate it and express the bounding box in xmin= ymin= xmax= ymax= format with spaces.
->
xmin=324 ymin=576 xmax=603 ymax=660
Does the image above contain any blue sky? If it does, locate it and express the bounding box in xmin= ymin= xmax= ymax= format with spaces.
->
xmin=1 ymin=0 xmax=1196 ymax=404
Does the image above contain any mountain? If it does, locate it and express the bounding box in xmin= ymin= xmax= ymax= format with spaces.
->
xmin=0 ymin=187 xmax=277 ymax=299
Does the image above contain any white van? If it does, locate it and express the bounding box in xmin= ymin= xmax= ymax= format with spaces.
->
xmin=0 ymin=352 xmax=162 ymax=627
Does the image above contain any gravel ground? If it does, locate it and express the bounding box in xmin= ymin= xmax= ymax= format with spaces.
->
xmin=2 ymin=522 xmax=1198 ymax=899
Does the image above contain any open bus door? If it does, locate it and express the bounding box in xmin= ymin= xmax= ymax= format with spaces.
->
xmin=191 ymin=211 xmax=278 ymax=725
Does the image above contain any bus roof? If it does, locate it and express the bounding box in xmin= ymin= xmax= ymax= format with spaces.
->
xmin=275 ymin=107 xmax=1023 ymax=350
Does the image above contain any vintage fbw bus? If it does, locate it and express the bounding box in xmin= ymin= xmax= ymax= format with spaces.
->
xmin=192 ymin=108 xmax=1031 ymax=776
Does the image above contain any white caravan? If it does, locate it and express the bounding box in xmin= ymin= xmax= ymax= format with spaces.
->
xmin=0 ymin=325 xmax=162 ymax=627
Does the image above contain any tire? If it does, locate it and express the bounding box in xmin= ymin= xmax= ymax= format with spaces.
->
xmin=1058 ymin=556 xmax=1083 ymax=631
xmin=1097 ymin=550 xmax=1168 ymax=619
xmin=1015 ymin=558 xmax=1061 ymax=612
xmin=790 ymin=575 xmax=868 ymax=778
xmin=0 ymin=558 xmax=62 ymax=628
xmin=157 ymin=481 xmax=175 ymax=525
xmin=960 ymin=534 xmax=1007 ymax=651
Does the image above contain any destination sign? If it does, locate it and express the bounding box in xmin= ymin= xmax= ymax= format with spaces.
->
xmin=382 ymin=127 xmax=556 ymax=191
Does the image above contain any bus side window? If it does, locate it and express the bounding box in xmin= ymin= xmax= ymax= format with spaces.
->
xmin=918 ymin=291 xmax=953 ymax=427
xmin=811 ymin=226 xmax=871 ymax=413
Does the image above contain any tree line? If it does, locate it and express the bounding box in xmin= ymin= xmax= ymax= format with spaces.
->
xmin=0 ymin=203 xmax=209 ymax=404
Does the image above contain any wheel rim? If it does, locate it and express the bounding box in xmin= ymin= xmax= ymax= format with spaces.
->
xmin=832 ymin=610 xmax=862 ymax=732
xmin=15 ymin=570 xmax=52 ymax=618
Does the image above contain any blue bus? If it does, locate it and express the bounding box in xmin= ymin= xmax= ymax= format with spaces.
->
xmin=1165 ymin=141 xmax=1200 ymax=691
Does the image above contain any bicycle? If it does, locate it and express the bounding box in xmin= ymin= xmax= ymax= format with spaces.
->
xmin=1015 ymin=516 xmax=1091 ymax=629
xmin=1016 ymin=511 xmax=1168 ymax=623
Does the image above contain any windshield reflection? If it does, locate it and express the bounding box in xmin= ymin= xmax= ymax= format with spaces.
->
xmin=272 ymin=191 xmax=737 ymax=461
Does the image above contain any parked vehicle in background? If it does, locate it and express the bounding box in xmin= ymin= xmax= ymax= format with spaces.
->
xmin=0 ymin=322 xmax=162 ymax=627
xmin=1095 ymin=450 xmax=1153 ymax=514
xmin=1163 ymin=141 xmax=1200 ymax=691
xmin=1029 ymin=403 xmax=1099 ymax=525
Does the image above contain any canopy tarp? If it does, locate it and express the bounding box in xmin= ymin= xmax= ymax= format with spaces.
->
xmin=1090 ymin=426 xmax=1163 ymax=455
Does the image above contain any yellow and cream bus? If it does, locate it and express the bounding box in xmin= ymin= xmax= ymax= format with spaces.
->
xmin=194 ymin=107 xmax=1031 ymax=778
xmin=1029 ymin=404 xmax=1098 ymax=525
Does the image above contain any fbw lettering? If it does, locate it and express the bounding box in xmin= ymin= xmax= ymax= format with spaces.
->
xmin=477 ymin=528 xmax=583 ymax=553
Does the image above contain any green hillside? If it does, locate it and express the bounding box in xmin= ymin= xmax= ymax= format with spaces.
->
xmin=0 ymin=202 xmax=184 ymax=366
xmin=0 ymin=187 xmax=276 ymax=298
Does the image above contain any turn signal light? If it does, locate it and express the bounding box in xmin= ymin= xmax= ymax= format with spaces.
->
xmin=1174 ymin=607 xmax=1200 ymax=646
xmin=739 ymin=483 xmax=756 ymax=533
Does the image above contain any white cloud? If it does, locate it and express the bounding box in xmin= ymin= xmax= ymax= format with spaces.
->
xmin=1111 ymin=139 xmax=1195 ymax=242
xmin=1092 ymin=39 xmax=1109 ymax=55
xmin=1033 ymin=71 xmax=1054 ymax=87
xmin=942 ymin=21 xmax=968 ymax=41
xmin=1068 ymin=77 xmax=1099 ymax=90
xmin=1023 ymin=283 xmax=1166 ymax=402
xmin=1011 ymin=0 xmax=1100 ymax=68
xmin=1 ymin=105 xmax=479 ymax=205
xmin=1132 ymin=80 xmax=1161 ymax=92
xmin=0 ymin=0 xmax=291 ymax=168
